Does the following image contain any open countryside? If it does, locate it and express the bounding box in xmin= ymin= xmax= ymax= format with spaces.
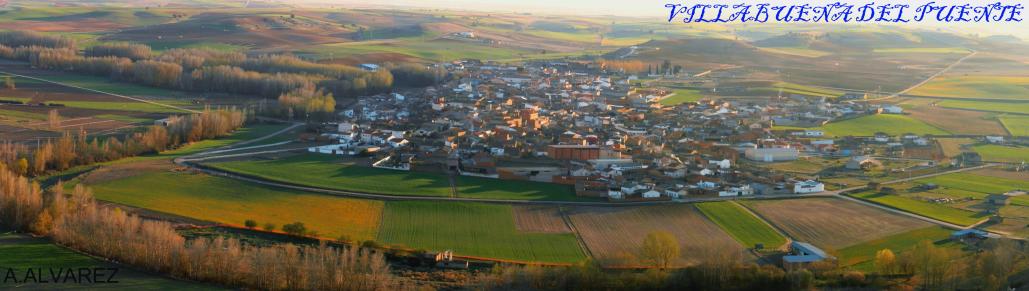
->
xmin=0 ymin=1 xmax=1027 ymax=290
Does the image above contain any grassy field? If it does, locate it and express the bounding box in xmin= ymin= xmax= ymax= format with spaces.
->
xmin=744 ymin=198 xmax=931 ymax=249
xmin=999 ymin=115 xmax=1029 ymax=136
xmin=778 ymin=114 xmax=949 ymax=137
xmin=84 ymin=171 xmax=383 ymax=241
xmin=759 ymin=157 xmax=836 ymax=175
xmin=96 ymin=114 xmax=152 ymax=123
xmin=849 ymin=191 xmax=985 ymax=226
xmin=13 ymin=73 xmax=185 ymax=98
xmin=696 ymin=201 xmax=787 ymax=249
xmin=377 ymin=201 xmax=586 ymax=263
xmin=908 ymin=76 xmax=1029 ymax=100
xmin=49 ymin=100 xmax=193 ymax=113
xmin=873 ymin=47 xmax=970 ymax=54
xmin=0 ymin=108 xmax=46 ymax=122
xmin=971 ymin=144 xmax=1029 ymax=163
xmin=837 ymin=226 xmax=957 ymax=271
xmin=0 ymin=234 xmax=218 ymax=290
xmin=916 ymin=172 xmax=1029 ymax=200
xmin=752 ymin=82 xmax=845 ymax=97
xmin=148 ymin=123 xmax=289 ymax=157
xmin=206 ymin=154 xmax=586 ymax=201
xmin=658 ymin=88 xmax=705 ymax=105
xmin=937 ymin=99 xmax=1029 ymax=114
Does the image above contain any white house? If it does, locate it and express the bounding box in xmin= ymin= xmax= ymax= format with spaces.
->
xmin=793 ymin=180 xmax=825 ymax=194
xmin=709 ymin=159 xmax=732 ymax=169
xmin=719 ymin=185 xmax=754 ymax=197
xmin=986 ymin=136 xmax=1005 ymax=143
xmin=642 ymin=190 xmax=661 ymax=198
xmin=881 ymin=105 xmax=903 ymax=114
xmin=699 ymin=168 xmax=714 ymax=176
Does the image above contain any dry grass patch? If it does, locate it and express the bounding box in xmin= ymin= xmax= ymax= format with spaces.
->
xmin=566 ymin=205 xmax=742 ymax=266
xmin=743 ymin=198 xmax=931 ymax=249
xmin=513 ymin=206 xmax=572 ymax=233
xmin=905 ymin=105 xmax=1008 ymax=136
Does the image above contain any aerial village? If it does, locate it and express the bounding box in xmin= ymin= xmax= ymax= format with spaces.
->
xmin=305 ymin=59 xmax=1006 ymax=202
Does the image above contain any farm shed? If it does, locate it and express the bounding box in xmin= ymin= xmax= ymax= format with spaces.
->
xmin=792 ymin=180 xmax=824 ymax=194
xmin=783 ymin=242 xmax=835 ymax=271
xmin=744 ymin=147 xmax=799 ymax=162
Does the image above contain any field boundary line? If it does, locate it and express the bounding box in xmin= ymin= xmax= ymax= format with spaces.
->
xmin=731 ymin=201 xmax=794 ymax=251
xmin=728 ymin=201 xmax=792 ymax=250
xmin=557 ymin=206 xmax=596 ymax=261
xmin=0 ymin=71 xmax=199 ymax=114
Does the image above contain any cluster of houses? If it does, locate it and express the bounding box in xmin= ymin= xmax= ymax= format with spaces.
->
xmin=304 ymin=59 xmax=991 ymax=201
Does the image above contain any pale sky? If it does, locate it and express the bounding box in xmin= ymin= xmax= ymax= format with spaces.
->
xmin=314 ymin=0 xmax=1028 ymax=37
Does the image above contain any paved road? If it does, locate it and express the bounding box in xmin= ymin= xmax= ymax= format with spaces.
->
xmin=859 ymin=50 xmax=977 ymax=102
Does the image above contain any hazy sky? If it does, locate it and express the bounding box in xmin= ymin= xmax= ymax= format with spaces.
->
xmin=322 ymin=0 xmax=1028 ymax=37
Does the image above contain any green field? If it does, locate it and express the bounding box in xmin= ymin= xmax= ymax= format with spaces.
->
xmin=917 ymin=172 xmax=1029 ymax=200
xmin=971 ymin=144 xmax=1029 ymax=163
xmin=778 ymin=114 xmax=949 ymax=137
xmin=0 ymin=234 xmax=217 ymax=290
xmin=908 ymin=76 xmax=1029 ymax=100
xmin=96 ymin=114 xmax=152 ymax=123
xmin=873 ymin=47 xmax=970 ymax=54
xmin=84 ymin=171 xmax=383 ymax=241
xmin=50 ymin=100 xmax=193 ymax=113
xmin=206 ymin=154 xmax=586 ymax=201
xmin=377 ymin=201 xmax=586 ymax=263
xmin=696 ymin=202 xmax=787 ymax=249
xmin=0 ymin=108 xmax=46 ymax=122
xmin=936 ymin=99 xmax=1029 ymax=115
xmin=849 ymin=191 xmax=985 ymax=226
xmin=12 ymin=73 xmax=185 ymax=98
xmin=747 ymin=82 xmax=845 ymax=98
xmin=999 ymin=115 xmax=1029 ymax=136
xmin=0 ymin=97 xmax=30 ymax=103
xmin=107 ymin=123 xmax=289 ymax=165
xmin=837 ymin=226 xmax=957 ymax=271
xmin=658 ymin=88 xmax=705 ymax=105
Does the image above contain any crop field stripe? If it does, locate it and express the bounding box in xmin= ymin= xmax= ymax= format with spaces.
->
xmin=377 ymin=201 xmax=587 ymax=263
xmin=558 ymin=206 xmax=596 ymax=259
xmin=848 ymin=191 xmax=984 ymax=227
xmin=697 ymin=201 xmax=790 ymax=249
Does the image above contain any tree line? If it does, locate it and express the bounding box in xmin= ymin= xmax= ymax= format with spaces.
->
xmin=0 ymin=166 xmax=403 ymax=290
xmin=0 ymin=35 xmax=441 ymax=116
xmin=0 ymin=108 xmax=247 ymax=177
xmin=0 ymin=31 xmax=76 ymax=50
xmin=84 ymin=42 xmax=152 ymax=60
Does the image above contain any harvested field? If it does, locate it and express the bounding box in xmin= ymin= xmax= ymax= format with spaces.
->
xmin=743 ymin=198 xmax=931 ymax=249
xmin=969 ymin=168 xmax=1029 ymax=181
xmin=513 ymin=205 xmax=572 ymax=233
xmin=566 ymin=205 xmax=743 ymax=266
xmin=937 ymin=138 xmax=974 ymax=158
xmin=905 ymin=105 xmax=1008 ymax=135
